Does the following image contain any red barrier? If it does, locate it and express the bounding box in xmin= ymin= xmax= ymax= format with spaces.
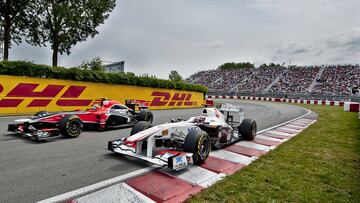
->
xmin=206 ymin=99 xmax=214 ymax=107
xmin=350 ymin=103 xmax=359 ymax=112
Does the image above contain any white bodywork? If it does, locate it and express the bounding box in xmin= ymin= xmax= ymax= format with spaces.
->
xmin=109 ymin=104 xmax=245 ymax=169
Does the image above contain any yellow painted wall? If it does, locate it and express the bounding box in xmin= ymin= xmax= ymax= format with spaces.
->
xmin=0 ymin=75 xmax=204 ymax=115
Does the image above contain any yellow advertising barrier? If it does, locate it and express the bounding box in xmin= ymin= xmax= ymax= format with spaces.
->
xmin=0 ymin=75 xmax=204 ymax=115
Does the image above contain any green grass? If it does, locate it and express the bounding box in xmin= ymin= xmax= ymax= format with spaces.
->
xmin=189 ymin=105 xmax=360 ymax=203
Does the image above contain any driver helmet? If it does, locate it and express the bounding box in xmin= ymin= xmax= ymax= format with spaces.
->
xmin=194 ymin=115 xmax=206 ymax=123
xmin=91 ymin=104 xmax=101 ymax=110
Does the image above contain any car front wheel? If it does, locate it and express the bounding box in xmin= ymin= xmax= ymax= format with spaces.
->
xmin=183 ymin=129 xmax=211 ymax=165
xmin=59 ymin=115 xmax=83 ymax=138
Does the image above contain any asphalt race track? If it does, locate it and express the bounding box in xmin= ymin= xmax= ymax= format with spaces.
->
xmin=0 ymin=100 xmax=309 ymax=203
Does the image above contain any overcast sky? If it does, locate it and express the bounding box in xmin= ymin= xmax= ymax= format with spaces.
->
xmin=10 ymin=0 xmax=360 ymax=78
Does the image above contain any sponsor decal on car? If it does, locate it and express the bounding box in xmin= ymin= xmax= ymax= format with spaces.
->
xmin=172 ymin=155 xmax=188 ymax=170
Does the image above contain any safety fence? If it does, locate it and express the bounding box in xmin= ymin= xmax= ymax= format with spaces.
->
xmin=207 ymin=91 xmax=360 ymax=102
xmin=207 ymin=95 xmax=360 ymax=112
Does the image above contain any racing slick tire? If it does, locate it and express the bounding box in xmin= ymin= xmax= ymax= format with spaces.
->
xmin=239 ymin=119 xmax=257 ymax=140
xmin=184 ymin=129 xmax=211 ymax=165
xmin=131 ymin=121 xmax=151 ymax=135
xmin=137 ymin=109 xmax=153 ymax=124
xmin=34 ymin=111 xmax=49 ymax=117
xmin=59 ymin=115 xmax=83 ymax=138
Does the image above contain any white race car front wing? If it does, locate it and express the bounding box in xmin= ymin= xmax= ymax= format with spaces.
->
xmin=108 ymin=139 xmax=193 ymax=171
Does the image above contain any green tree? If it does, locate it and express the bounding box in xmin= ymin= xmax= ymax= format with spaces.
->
xmin=79 ymin=57 xmax=104 ymax=71
xmin=219 ymin=62 xmax=237 ymax=69
xmin=169 ymin=70 xmax=183 ymax=82
xmin=236 ymin=62 xmax=254 ymax=69
xmin=0 ymin=0 xmax=35 ymax=60
xmin=259 ymin=63 xmax=283 ymax=69
xmin=27 ymin=0 xmax=116 ymax=67
xmin=218 ymin=62 xmax=254 ymax=70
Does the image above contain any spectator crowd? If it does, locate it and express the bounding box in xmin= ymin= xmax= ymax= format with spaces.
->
xmin=188 ymin=64 xmax=360 ymax=96
xmin=312 ymin=65 xmax=360 ymax=95
xmin=269 ymin=66 xmax=320 ymax=93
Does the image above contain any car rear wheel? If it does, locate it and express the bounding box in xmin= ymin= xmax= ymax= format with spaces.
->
xmin=239 ymin=119 xmax=257 ymax=140
xmin=131 ymin=121 xmax=151 ymax=135
xmin=183 ymin=129 xmax=211 ymax=165
xmin=59 ymin=115 xmax=83 ymax=138
xmin=138 ymin=109 xmax=153 ymax=124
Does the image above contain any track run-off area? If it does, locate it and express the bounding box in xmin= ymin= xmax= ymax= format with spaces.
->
xmin=0 ymin=100 xmax=316 ymax=203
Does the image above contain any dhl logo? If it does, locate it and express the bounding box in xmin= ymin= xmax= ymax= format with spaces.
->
xmin=0 ymin=83 xmax=197 ymax=108
xmin=149 ymin=91 xmax=196 ymax=106
xmin=128 ymin=92 xmax=196 ymax=107
xmin=0 ymin=83 xmax=92 ymax=108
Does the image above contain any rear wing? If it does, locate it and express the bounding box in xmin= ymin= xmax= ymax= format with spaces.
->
xmin=216 ymin=103 xmax=243 ymax=113
xmin=125 ymin=99 xmax=149 ymax=111
xmin=216 ymin=103 xmax=244 ymax=126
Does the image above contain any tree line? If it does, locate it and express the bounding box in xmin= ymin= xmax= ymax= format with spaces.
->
xmin=0 ymin=0 xmax=116 ymax=67
xmin=218 ymin=62 xmax=284 ymax=70
xmin=0 ymin=60 xmax=208 ymax=93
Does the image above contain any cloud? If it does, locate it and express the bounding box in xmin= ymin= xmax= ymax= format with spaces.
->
xmin=272 ymin=43 xmax=317 ymax=63
xmin=207 ymin=41 xmax=224 ymax=49
xmin=327 ymin=28 xmax=360 ymax=52
xmin=271 ymin=27 xmax=360 ymax=65
xmin=287 ymin=44 xmax=312 ymax=55
xmin=9 ymin=0 xmax=360 ymax=78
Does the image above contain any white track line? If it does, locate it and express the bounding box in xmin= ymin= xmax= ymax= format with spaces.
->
xmin=256 ymin=108 xmax=312 ymax=134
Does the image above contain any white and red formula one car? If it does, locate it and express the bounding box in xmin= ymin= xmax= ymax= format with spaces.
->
xmin=8 ymin=99 xmax=153 ymax=140
xmin=108 ymin=103 xmax=257 ymax=170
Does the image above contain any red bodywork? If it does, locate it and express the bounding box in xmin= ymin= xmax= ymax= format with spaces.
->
xmin=8 ymin=99 xmax=151 ymax=140
xmin=37 ymin=100 xmax=130 ymax=129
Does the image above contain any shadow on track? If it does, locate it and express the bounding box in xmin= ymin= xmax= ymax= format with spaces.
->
xmin=102 ymin=153 xmax=149 ymax=171
xmin=1 ymin=133 xmax=49 ymax=144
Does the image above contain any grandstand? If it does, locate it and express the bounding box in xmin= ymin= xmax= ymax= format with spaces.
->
xmin=187 ymin=64 xmax=360 ymax=102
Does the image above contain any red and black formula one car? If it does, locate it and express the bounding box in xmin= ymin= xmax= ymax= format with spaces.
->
xmin=8 ymin=99 xmax=153 ymax=140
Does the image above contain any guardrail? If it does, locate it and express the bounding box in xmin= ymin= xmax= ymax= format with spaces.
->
xmin=207 ymin=95 xmax=360 ymax=112
xmin=207 ymin=91 xmax=360 ymax=102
